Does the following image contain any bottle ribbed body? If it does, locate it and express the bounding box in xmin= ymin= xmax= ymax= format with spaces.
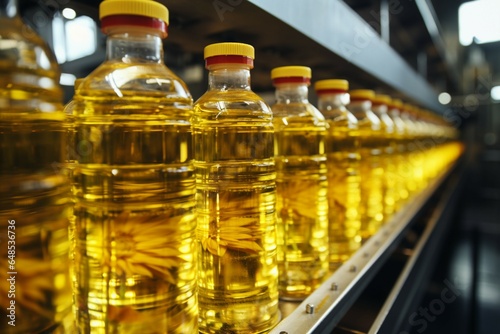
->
xmin=388 ymin=106 xmax=411 ymax=205
xmin=372 ymin=105 xmax=398 ymax=219
xmin=349 ymin=101 xmax=384 ymax=241
xmin=400 ymin=111 xmax=421 ymax=196
xmin=272 ymin=84 xmax=329 ymax=299
xmin=68 ymin=32 xmax=197 ymax=333
xmin=0 ymin=4 xmax=71 ymax=333
xmin=194 ymin=66 xmax=279 ymax=333
xmin=317 ymin=95 xmax=362 ymax=270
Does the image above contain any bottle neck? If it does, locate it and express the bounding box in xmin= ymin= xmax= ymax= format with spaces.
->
xmin=208 ymin=65 xmax=251 ymax=91
xmin=349 ymin=100 xmax=372 ymax=115
xmin=317 ymin=92 xmax=349 ymax=110
xmin=372 ymin=104 xmax=388 ymax=115
xmin=274 ymin=83 xmax=309 ymax=104
xmin=389 ymin=107 xmax=401 ymax=118
xmin=106 ymin=31 xmax=163 ymax=63
xmin=0 ymin=0 xmax=17 ymax=18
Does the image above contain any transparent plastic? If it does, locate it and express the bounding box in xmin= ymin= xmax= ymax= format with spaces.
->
xmin=317 ymin=91 xmax=362 ymax=270
xmin=0 ymin=0 xmax=72 ymax=332
xmin=387 ymin=105 xmax=411 ymax=207
xmin=412 ymin=111 xmax=432 ymax=190
xmin=193 ymin=62 xmax=280 ymax=333
xmin=348 ymin=99 xmax=385 ymax=241
xmin=400 ymin=109 xmax=421 ymax=195
xmin=271 ymin=81 xmax=329 ymax=299
xmin=66 ymin=26 xmax=197 ymax=333
xmin=372 ymin=102 xmax=398 ymax=219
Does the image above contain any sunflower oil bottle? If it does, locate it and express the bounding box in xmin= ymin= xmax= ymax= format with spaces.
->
xmin=372 ymin=94 xmax=398 ymax=220
xmin=401 ymin=103 xmax=424 ymax=195
xmin=193 ymin=42 xmax=279 ymax=333
xmin=414 ymin=108 xmax=433 ymax=184
xmin=429 ymin=112 xmax=462 ymax=178
xmin=415 ymin=108 xmax=446 ymax=186
xmin=348 ymin=90 xmax=384 ymax=241
xmin=413 ymin=105 xmax=428 ymax=189
xmin=392 ymin=99 xmax=417 ymax=200
xmin=67 ymin=1 xmax=197 ymax=332
xmin=64 ymin=78 xmax=84 ymax=174
xmin=387 ymin=98 xmax=410 ymax=208
xmin=0 ymin=1 xmax=72 ymax=332
xmin=314 ymin=79 xmax=362 ymax=270
xmin=270 ymin=66 xmax=329 ymax=300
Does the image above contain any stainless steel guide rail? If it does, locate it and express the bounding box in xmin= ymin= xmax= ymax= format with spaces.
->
xmin=368 ymin=165 xmax=463 ymax=333
xmin=247 ymin=0 xmax=445 ymax=113
xmin=270 ymin=162 xmax=462 ymax=334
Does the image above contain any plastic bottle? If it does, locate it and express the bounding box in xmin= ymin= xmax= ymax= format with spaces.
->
xmin=67 ymin=1 xmax=197 ymax=332
xmin=401 ymin=103 xmax=422 ymax=196
xmin=193 ymin=42 xmax=279 ymax=333
xmin=387 ymin=98 xmax=410 ymax=207
xmin=270 ymin=66 xmax=329 ymax=300
xmin=348 ymin=90 xmax=384 ymax=241
xmin=0 ymin=0 xmax=72 ymax=332
xmin=414 ymin=108 xmax=431 ymax=185
xmin=372 ymin=94 xmax=398 ymax=219
xmin=314 ymin=79 xmax=362 ymax=270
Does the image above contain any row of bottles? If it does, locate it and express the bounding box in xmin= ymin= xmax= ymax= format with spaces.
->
xmin=0 ymin=0 xmax=72 ymax=333
xmin=193 ymin=43 xmax=279 ymax=333
xmin=68 ymin=0 xmax=198 ymax=333
xmin=0 ymin=0 xmax=462 ymax=333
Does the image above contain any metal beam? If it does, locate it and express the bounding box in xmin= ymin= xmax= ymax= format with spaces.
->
xmin=249 ymin=0 xmax=445 ymax=113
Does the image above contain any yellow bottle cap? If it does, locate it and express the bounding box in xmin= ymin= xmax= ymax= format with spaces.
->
xmin=391 ymin=98 xmax=403 ymax=109
xmin=350 ymin=89 xmax=375 ymax=101
xmin=373 ymin=94 xmax=392 ymax=106
xmin=270 ymin=66 xmax=311 ymax=80
xmin=314 ymin=79 xmax=349 ymax=92
xmin=204 ymin=42 xmax=255 ymax=60
xmin=100 ymin=0 xmax=169 ymax=24
xmin=100 ymin=0 xmax=169 ymax=38
xmin=204 ymin=42 xmax=255 ymax=68
xmin=403 ymin=103 xmax=413 ymax=112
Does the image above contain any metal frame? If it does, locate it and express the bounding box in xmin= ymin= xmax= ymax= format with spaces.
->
xmin=249 ymin=0 xmax=444 ymax=113
xmin=270 ymin=162 xmax=461 ymax=334
xmin=368 ymin=166 xmax=464 ymax=333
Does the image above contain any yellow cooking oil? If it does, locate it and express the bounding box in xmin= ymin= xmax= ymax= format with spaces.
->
xmin=415 ymin=109 xmax=433 ymax=183
xmin=416 ymin=109 xmax=450 ymax=184
xmin=348 ymin=90 xmax=384 ymax=241
xmin=193 ymin=43 xmax=279 ymax=333
xmin=372 ymin=95 xmax=398 ymax=220
xmin=270 ymin=66 xmax=329 ymax=300
xmin=410 ymin=106 xmax=430 ymax=190
xmin=401 ymin=104 xmax=423 ymax=195
xmin=0 ymin=2 xmax=71 ymax=333
xmin=314 ymin=79 xmax=362 ymax=270
xmin=387 ymin=98 xmax=410 ymax=208
xmin=425 ymin=112 xmax=462 ymax=179
xmin=68 ymin=2 xmax=197 ymax=333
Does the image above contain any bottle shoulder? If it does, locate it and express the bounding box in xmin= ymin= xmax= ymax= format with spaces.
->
xmin=271 ymin=102 xmax=326 ymax=129
xmin=193 ymin=89 xmax=273 ymax=120
xmin=77 ymin=61 xmax=192 ymax=102
xmin=375 ymin=112 xmax=394 ymax=132
xmin=0 ymin=17 xmax=61 ymax=76
xmin=320 ymin=107 xmax=358 ymax=129
xmin=69 ymin=63 xmax=193 ymax=118
xmin=352 ymin=110 xmax=382 ymax=131
xmin=0 ymin=17 xmax=63 ymax=111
